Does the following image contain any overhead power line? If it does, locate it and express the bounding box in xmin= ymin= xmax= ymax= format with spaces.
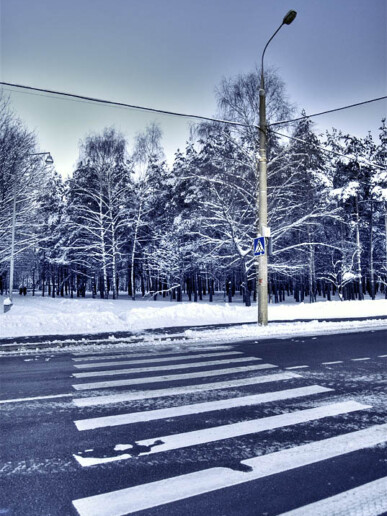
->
xmin=269 ymin=96 xmax=387 ymax=127
xmin=0 ymin=81 xmax=251 ymax=129
xmin=270 ymin=129 xmax=387 ymax=171
xmin=2 ymin=81 xmax=386 ymax=132
xmin=1 ymin=81 xmax=385 ymax=170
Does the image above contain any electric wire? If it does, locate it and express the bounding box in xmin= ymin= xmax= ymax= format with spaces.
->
xmin=270 ymin=128 xmax=387 ymax=171
xmin=0 ymin=81 xmax=251 ymax=129
xmin=1 ymin=80 xmax=386 ymax=171
xmin=269 ymin=95 xmax=387 ymax=127
xmin=2 ymin=81 xmax=386 ymax=133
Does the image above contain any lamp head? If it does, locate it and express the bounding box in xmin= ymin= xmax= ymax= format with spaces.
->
xmin=45 ymin=153 xmax=54 ymax=165
xmin=283 ymin=10 xmax=297 ymax=25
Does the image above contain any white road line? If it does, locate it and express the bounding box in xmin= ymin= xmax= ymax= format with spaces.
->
xmin=73 ymin=351 xmax=245 ymax=368
xmin=278 ymin=475 xmax=387 ymax=516
xmin=322 ymin=361 xmax=343 ymax=365
xmin=72 ymin=347 xmax=234 ymax=361
xmin=74 ymin=385 xmax=332 ymax=431
xmin=0 ymin=393 xmax=74 ymax=404
xmin=72 ymin=357 xmax=261 ymax=378
xmin=72 ymin=363 xmax=278 ymax=391
xmin=73 ymin=371 xmax=301 ymax=407
xmin=378 ymin=354 xmax=387 ymax=358
xmin=72 ymin=352 xmax=159 ymax=360
xmin=285 ymin=365 xmax=309 ymax=370
xmin=73 ymin=400 xmax=369 ymax=467
xmin=72 ymin=421 xmax=387 ymax=516
xmin=351 ymin=357 xmax=371 ymax=361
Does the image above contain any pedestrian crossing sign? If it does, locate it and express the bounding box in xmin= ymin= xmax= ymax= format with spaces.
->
xmin=253 ymin=237 xmax=265 ymax=256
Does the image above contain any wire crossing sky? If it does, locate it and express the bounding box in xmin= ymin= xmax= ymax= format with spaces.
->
xmin=1 ymin=0 xmax=386 ymax=177
xmin=0 ymin=81 xmax=255 ymax=128
xmin=2 ymin=81 xmax=386 ymax=130
xmin=2 ymin=80 xmax=386 ymax=171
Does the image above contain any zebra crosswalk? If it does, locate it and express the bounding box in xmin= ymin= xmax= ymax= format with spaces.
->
xmin=72 ymin=361 xmax=277 ymax=390
xmin=73 ymin=385 xmax=332 ymax=431
xmin=69 ymin=345 xmax=387 ymax=516
xmin=72 ymin=355 xmax=263 ymax=378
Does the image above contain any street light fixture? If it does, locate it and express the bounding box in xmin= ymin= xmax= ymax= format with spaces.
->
xmin=29 ymin=151 xmax=54 ymax=165
xmin=257 ymin=10 xmax=297 ymax=326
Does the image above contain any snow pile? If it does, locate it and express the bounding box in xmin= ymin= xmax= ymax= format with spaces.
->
xmin=266 ymin=298 xmax=387 ymax=321
xmin=183 ymin=318 xmax=387 ymax=345
xmin=126 ymin=302 xmax=249 ymax=329
xmin=1 ymin=294 xmax=386 ymax=340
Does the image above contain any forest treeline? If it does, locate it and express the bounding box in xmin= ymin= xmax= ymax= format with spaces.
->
xmin=1 ymin=69 xmax=387 ymax=304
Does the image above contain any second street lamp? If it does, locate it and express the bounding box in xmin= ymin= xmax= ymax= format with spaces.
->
xmin=257 ymin=10 xmax=297 ymax=326
xmin=30 ymin=151 xmax=54 ymax=164
xmin=6 ymin=151 xmax=53 ymax=312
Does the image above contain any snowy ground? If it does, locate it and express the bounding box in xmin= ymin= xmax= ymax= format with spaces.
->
xmin=1 ymin=293 xmax=387 ymax=344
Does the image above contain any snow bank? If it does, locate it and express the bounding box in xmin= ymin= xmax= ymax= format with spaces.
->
xmin=0 ymin=294 xmax=386 ymax=340
xmin=182 ymin=319 xmax=387 ymax=346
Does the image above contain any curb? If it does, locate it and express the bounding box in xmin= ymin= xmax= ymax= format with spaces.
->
xmin=1 ymin=315 xmax=387 ymax=352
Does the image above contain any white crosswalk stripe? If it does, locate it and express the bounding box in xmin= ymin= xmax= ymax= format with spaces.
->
xmin=73 ymin=400 xmax=368 ymax=467
xmin=73 ymin=350 xmax=244 ymax=368
xmin=73 ymin=371 xmax=301 ymax=406
xmin=71 ymin=346 xmax=235 ymax=361
xmin=72 ymin=362 xmax=277 ymax=390
xmin=278 ymin=475 xmax=387 ymax=516
xmin=72 ymin=356 xmax=262 ymax=378
xmin=74 ymin=385 xmax=332 ymax=430
xmin=72 ymin=423 xmax=387 ymax=516
xmin=70 ymin=347 xmax=380 ymax=516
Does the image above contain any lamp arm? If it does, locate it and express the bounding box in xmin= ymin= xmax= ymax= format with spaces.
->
xmin=260 ymin=23 xmax=284 ymax=88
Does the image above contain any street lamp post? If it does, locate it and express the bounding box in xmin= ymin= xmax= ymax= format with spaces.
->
xmin=6 ymin=152 xmax=53 ymax=311
xmin=257 ymin=10 xmax=297 ymax=326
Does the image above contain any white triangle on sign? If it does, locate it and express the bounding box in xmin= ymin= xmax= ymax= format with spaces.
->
xmin=255 ymin=240 xmax=264 ymax=254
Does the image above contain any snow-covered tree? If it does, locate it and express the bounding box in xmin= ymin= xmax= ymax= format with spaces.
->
xmin=34 ymin=170 xmax=67 ymax=297
xmin=66 ymin=128 xmax=132 ymax=299
xmin=127 ymin=123 xmax=166 ymax=299
xmin=372 ymin=119 xmax=387 ymax=294
xmin=0 ymin=96 xmax=47 ymax=298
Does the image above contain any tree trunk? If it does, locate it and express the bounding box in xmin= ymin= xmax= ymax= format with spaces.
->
xmin=9 ymin=185 xmax=17 ymax=302
xmin=32 ymin=269 xmax=36 ymax=296
xmin=194 ymin=275 xmax=198 ymax=302
xmin=369 ymin=200 xmax=375 ymax=299
xmin=354 ymin=194 xmax=363 ymax=300
xmin=209 ymin=279 xmax=213 ymax=302
xmin=385 ymin=203 xmax=387 ymax=298
xmin=131 ymin=203 xmax=143 ymax=301
xmin=107 ymin=184 xmax=118 ymax=300
xmin=99 ymin=197 xmax=109 ymax=299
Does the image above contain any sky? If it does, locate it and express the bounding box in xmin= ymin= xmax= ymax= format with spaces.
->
xmin=0 ymin=0 xmax=386 ymax=177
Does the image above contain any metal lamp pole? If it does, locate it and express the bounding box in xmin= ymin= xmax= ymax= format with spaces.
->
xmin=257 ymin=10 xmax=297 ymax=326
xmin=6 ymin=152 xmax=53 ymax=310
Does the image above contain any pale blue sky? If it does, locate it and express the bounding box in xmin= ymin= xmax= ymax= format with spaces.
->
xmin=1 ymin=0 xmax=386 ymax=176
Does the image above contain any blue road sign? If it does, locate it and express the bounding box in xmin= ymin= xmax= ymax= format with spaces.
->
xmin=253 ymin=237 xmax=265 ymax=256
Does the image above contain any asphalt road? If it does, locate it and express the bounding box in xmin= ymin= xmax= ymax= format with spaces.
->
xmin=1 ymin=329 xmax=387 ymax=516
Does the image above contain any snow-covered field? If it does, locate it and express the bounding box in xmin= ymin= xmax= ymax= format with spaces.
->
xmin=1 ymin=293 xmax=386 ymax=341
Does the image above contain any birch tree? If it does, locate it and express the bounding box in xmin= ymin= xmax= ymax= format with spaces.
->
xmin=66 ymin=128 xmax=132 ymax=299
xmin=128 ymin=122 xmax=165 ymax=299
xmin=0 ymin=98 xmax=45 ymax=299
xmin=372 ymin=119 xmax=387 ymax=295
